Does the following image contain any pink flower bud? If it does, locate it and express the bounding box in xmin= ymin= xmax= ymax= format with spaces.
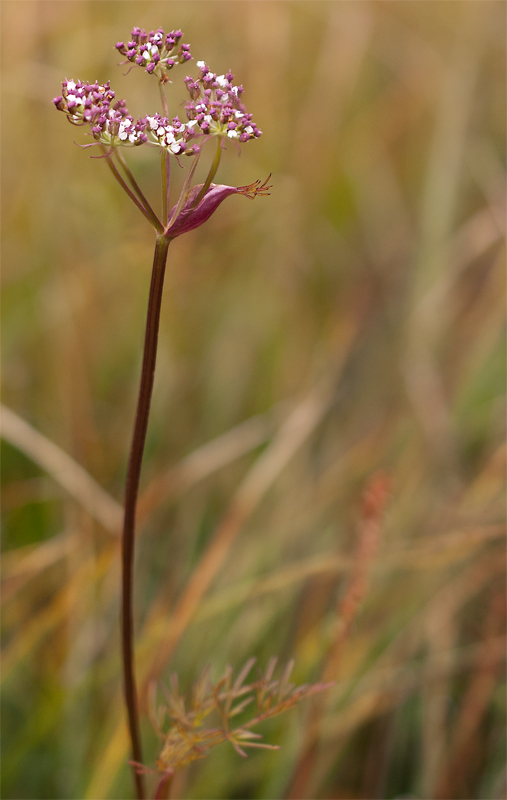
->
xmin=166 ymin=184 xmax=239 ymax=237
xmin=166 ymin=176 xmax=271 ymax=238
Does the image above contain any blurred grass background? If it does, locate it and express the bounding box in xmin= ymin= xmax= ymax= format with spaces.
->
xmin=1 ymin=1 xmax=505 ymax=798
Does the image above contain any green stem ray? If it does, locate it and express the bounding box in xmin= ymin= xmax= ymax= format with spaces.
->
xmin=193 ymin=138 xmax=222 ymax=207
xmin=116 ymin=150 xmax=164 ymax=234
xmin=105 ymin=155 xmax=157 ymax=230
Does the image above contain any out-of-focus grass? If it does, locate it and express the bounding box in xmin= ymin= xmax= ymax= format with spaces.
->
xmin=1 ymin=1 xmax=505 ymax=798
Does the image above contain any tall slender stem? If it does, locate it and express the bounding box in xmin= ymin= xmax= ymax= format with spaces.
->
xmin=122 ymin=234 xmax=171 ymax=800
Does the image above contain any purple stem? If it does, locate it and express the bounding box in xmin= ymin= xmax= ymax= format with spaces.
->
xmin=122 ymin=233 xmax=171 ymax=800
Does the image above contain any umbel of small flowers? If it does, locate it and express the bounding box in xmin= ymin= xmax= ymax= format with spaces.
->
xmin=53 ymin=25 xmax=271 ymax=800
xmin=116 ymin=27 xmax=191 ymax=82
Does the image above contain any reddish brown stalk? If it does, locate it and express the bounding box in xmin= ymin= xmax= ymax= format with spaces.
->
xmin=286 ymin=473 xmax=391 ymax=799
xmin=323 ymin=473 xmax=391 ymax=683
xmin=122 ymin=234 xmax=171 ymax=800
xmin=434 ymin=589 xmax=506 ymax=799
xmin=154 ymin=771 xmax=173 ymax=799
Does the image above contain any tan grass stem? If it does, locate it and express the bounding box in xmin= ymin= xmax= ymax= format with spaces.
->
xmin=286 ymin=473 xmax=391 ymax=799
xmin=0 ymin=404 xmax=123 ymax=532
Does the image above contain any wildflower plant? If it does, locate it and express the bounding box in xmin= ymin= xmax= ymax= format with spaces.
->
xmin=141 ymin=659 xmax=333 ymax=798
xmin=54 ymin=26 xmax=325 ymax=800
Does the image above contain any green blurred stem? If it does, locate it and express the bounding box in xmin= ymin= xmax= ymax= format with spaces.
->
xmin=105 ymin=154 xmax=157 ymax=230
xmin=161 ymin=151 xmax=170 ymax=227
xmin=122 ymin=234 xmax=171 ymax=800
xmin=158 ymin=81 xmax=169 ymax=117
xmin=115 ymin=150 xmax=164 ymax=234
xmin=193 ymin=138 xmax=222 ymax=207
xmin=165 ymin=152 xmax=201 ymax=230
xmin=156 ymin=78 xmax=171 ymax=227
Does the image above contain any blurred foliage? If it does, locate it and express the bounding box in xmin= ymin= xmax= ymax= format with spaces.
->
xmin=1 ymin=1 xmax=505 ymax=798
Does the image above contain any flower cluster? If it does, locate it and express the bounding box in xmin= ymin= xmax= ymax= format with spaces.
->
xmin=53 ymin=80 xmax=147 ymax=147
xmin=184 ymin=62 xmax=262 ymax=142
xmin=116 ymin=27 xmax=191 ymax=82
xmin=145 ymin=113 xmax=200 ymax=157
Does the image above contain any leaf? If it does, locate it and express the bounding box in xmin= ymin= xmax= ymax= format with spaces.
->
xmin=229 ymin=696 xmax=254 ymax=718
xmin=277 ymin=659 xmax=295 ymax=703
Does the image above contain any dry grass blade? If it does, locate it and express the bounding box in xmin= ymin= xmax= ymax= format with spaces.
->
xmin=1 ymin=546 xmax=113 ymax=682
xmin=194 ymin=524 xmax=504 ymax=622
xmin=318 ymin=636 xmax=506 ymax=751
xmin=137 ymin=412 xmax=275 ymax=521
xmin=309 ymin=555 xmax=506 ymax=795
xmin=323 ymin=473 xmax=391 ymax=683
xmin=287 ymin=473 xmax=391 ymax=798
xmin=434 ymin=590 xmax=506 ymax=799
xmin=0 ymin=404 xmax=122 ymax=533
xmin=143 ymin=381 xmax=336 ymax=683
xmin=1 ymin=529 xmax=81 ymax=603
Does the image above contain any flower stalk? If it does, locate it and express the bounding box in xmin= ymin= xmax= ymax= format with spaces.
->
xmin=116 ymin=150 xmax=164 ymax=233
xmin=193 ymin=138 xmax=222 ymax=207
xmin=53 ymin=26 xmax=270 ymax=798
xmin=122 ymin=233 xmax=171 ymax=799
xmin=104 ymin=153 xmax=158 ymax=230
